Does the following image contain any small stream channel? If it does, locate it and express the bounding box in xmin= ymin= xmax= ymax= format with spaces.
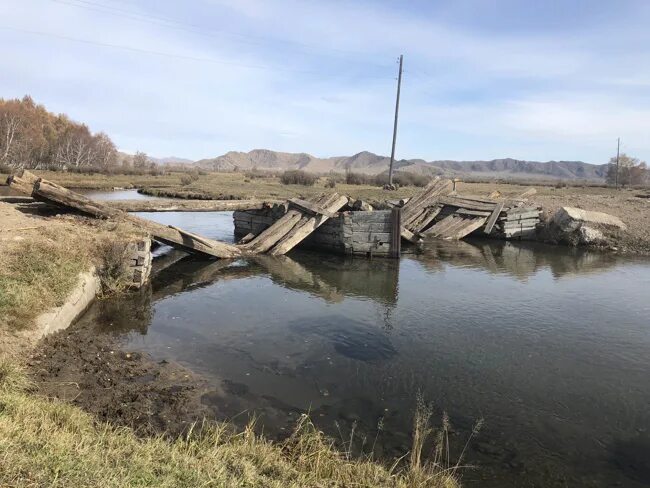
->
xmin=73 ymin=190 xmax=650 ymax=486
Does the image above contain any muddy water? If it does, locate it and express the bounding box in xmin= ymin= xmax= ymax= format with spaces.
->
xmin=74 ymin=193 xmax=650 ymax=488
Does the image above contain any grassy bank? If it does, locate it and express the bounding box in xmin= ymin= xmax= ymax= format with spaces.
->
xmin=0 ymin=203 xmax=145 ymax=331
xmin=0 ymin=361 xmax=460 ymax=488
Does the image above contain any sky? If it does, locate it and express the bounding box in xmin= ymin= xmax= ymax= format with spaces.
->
xmin=1 ymin=0 xmax=649 ymax=164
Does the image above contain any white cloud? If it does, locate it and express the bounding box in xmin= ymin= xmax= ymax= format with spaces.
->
xmin=0 ymin=0 xmax=648 ymax=163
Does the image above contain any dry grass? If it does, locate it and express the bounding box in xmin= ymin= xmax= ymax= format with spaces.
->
xmin=141 ymin=172 xmax=416 ymax=205
xmin=0 ymin=358 xmax=462 ymax=488
xmin=21 ymin=170 xmax=186 ymax=190
xmin=0 ymin=209 xmax=146 ymax=331
xmin=0 ymin=237 xmax=90 ymax=330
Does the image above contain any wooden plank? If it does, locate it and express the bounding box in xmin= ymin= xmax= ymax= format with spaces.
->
xmin=268 ymin=194 xmax=349 ymax=255
xmin=456 ymin=208 xmax=492 ymax=217
xmin=437 ymin=196 xmax=498 ymax=212
xmin=23 ymin=173 xmax=241 ymax=259
xmin=288 ymin=197 xmax=337 ymax=218
xmin=400 ymin=227 xmax=421 ymax=244
xmin=390 ymin=207 xmax=401 ymax=258
xmin=168 ymin=225 xmax=214 ymax=247
xmin=501 ymin=210 xmax=541 ymax=221
xmin=437 ymin=216 xmax=477 ymax=239
xmin=483 ymin=201 xmax=505 ymax=235
xmin=423 ymin=214 xmax=460 ymax=237
xmin=401 ymin=178 xmax=454 ymax=227
xmin=446 ymin=217 xmax=487 ymax=240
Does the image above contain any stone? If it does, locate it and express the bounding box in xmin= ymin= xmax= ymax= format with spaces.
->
xmin=578 ymin=226 xmax=606 ymax=245
xmin=552 ymin=207 xmax=627 ymax=232
xmin=547 ymin=207 xmax=626 ymax=247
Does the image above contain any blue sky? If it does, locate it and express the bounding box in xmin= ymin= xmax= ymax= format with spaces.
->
xmin=1 ymin=0 xmax=649 ymax=163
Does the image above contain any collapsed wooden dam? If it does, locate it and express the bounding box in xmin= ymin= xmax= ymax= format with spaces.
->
xmin=7 ymin=171 xmax=542 ymax=262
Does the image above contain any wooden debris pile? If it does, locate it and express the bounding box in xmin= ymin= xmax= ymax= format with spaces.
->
xmin=393 ymin=179 xmax=541 ymax=242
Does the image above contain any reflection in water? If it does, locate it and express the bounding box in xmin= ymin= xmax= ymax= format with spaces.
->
xmin=74 ymin=229 xmax=650 ymax=488
xmin=418 ymin=237 xmax=622 ymax=281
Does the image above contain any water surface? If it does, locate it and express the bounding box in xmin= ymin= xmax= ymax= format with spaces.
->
xmin=76 ymin=197 xmax=650 ymax=488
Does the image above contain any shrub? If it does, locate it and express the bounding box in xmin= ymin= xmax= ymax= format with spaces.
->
xmin=280 ymin=170 xmax=317 ymax=186
xmin=325 ymin=178 xmax=336 ymax=189
xmin=180 ymin=169 xmax=200 ymax=186
xmin=345 ymin=172 xmax=374 ymax=185
xmin=393 ymin=172 xmax=431 ymax=187
xmin=244 ymin=168 xmax=275 ymax=179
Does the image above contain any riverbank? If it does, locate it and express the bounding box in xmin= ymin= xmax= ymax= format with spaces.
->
xmin=6 ymin=170 xmax=647 ymax=254
xmin=0 ymin=200 xmax=462 ymax=487
xmin=1 ymin=359 xmax=459 ymax=488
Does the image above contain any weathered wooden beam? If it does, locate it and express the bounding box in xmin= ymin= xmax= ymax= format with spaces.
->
xmin=390 ymin=207 xmax=401 ymax=258
xmin=288 ymin=197 xmax=336 ymax=218
xmin=23 ymin=173 xmax=241 ymax=259
xmin=269 ymin=194 xmax=349 ymax=255
xmin=483 ymin=201 xmax=505 ymax=235
xmin=6 ymin=174 xmax=36 ymax=196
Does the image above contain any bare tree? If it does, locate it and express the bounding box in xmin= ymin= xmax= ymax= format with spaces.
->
xmin=132 ymin=151 xmax=148 ymax=169
xmin=0 ymin=112 xmax=22 ymax=167
xmin=607 ymin=153 xmax=648 ymax=186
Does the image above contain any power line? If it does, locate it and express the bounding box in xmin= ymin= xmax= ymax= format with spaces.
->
xmin=48 ymin=0 xmax=392 ymax=70
xmin=0 ymin=25 xmax=322 ymax=73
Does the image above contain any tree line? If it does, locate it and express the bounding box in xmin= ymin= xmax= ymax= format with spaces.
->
xmin=0 ymin=95 xmax=153 ymax=172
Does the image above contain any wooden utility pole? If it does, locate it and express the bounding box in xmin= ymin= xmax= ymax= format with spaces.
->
xmin=615 ymin=137 xmax=621 ymax=189
xmin=388 ymin=54 xmax=403 ymax=188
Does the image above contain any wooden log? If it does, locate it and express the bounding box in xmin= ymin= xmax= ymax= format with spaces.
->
xmin=6 ymin=175 xmax=37 ymax=197
xmin=483 ymin=201 xmax=505 ymax=235
xmin=29 ymin=177 xmax=241 ymax=259
xmin=110 ymin=199 xmax=278 ymax=212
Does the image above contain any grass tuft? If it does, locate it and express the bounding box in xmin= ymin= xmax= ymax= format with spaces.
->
xmin=0 ymin=238 xmax=90 ymax=329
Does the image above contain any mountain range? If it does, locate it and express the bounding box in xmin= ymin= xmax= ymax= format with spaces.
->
xmin=187 ymin=149 xmax=608 ymax=180
xmin=139 ymin=149 xmax=607 ymax=180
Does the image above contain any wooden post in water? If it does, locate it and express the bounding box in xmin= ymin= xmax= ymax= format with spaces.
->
xmin=390 ymin=207 xmax=402 ymax=258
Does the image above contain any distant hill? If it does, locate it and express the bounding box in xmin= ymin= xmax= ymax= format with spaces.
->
xmin=150 ymin=156 xmax=194 ymax=166
xmin=193 ymin=149 xmax=607 ymax=180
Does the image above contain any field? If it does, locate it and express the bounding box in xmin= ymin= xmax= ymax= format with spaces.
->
xmin=3 ymin=170 xmax=649 ymax=253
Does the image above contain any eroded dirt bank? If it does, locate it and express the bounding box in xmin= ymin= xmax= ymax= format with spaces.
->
xmin=28 ymin=324 xmax=212 ymax=437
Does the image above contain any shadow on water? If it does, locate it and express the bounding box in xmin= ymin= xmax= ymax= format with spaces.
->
xmin=74 ymin=237 xmax=650 ymax=488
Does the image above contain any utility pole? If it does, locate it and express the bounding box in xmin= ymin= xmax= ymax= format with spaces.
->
xmin=615 ymin=137 xmax=620 ymax=189
xmin=388 ymin=54 xmax=403 ymax=188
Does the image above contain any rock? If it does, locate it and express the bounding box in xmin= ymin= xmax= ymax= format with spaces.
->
xmin=552 ymin=207 xmax=627 ymax=232
xmin=578 ymin=226 xmax=606 ymax=245
xmin=547 ymin=207 xmax=626 ymax=247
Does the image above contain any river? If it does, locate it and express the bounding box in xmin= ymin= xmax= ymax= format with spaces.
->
xmin=74 ymin=190 xmax=650 ymax=487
